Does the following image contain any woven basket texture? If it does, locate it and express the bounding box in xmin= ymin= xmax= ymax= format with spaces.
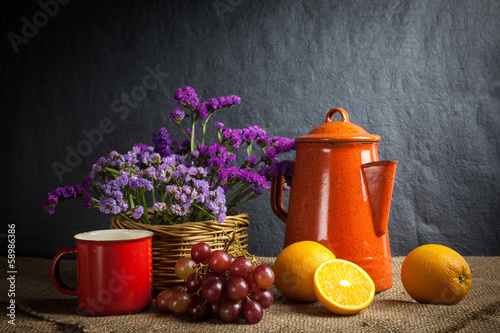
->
xmin=110 ymin=213 xmax=249 ymax=290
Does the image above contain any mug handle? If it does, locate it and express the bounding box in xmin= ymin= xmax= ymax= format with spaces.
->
xmin=51 ymin=247 xmax=78 ymax=295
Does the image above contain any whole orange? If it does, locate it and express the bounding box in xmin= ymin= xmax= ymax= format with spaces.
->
xmin=401 ymin=244 xmax=471 ymax=305
xmin=273 ymin=241 xmax=335 ymax=302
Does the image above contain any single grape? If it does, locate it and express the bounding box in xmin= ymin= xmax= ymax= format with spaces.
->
xmin=208 ymin=301 xmax=221 ymax=319
xmin=203 ymin=272 xmax=221 ymax=285
xmin=208 ymin=250 xmax=232 ymax=273
xmin=187 ymin=298 xmax=209 ymax=321
xmin=191 ymin=242 xmax=211 ymax=264
xmin=242 ymin=300 xmax=263 ymax=324
xmin=246 ymin=271 xmax=257 ymax=287
xmin=227 ymin=277 xmax=249 ymax=301
xmin=175 ymin=258 xmax=196 ymax=280
xmin=202 ymin=278 xmax=225 ymax=303
xmin=230 ymin=257 xmax=254 ymax=278
xmin=186 ymin=272 xmax=203 ymax=294
xmin=251 ymin=288 xmax=274 ymax=309
xmin=253 ymin=264 xmax=275 ymax=289
xmin=219 ymin=300 xmax=242 ymax=323
xmin=155 ymin=289 xmax=175 ymax=313
xmin=167 ymin=291 xmax=191 ymax=315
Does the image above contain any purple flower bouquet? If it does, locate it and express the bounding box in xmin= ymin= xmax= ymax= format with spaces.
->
xmin=45 ymin=86 xmax=295 ymax=225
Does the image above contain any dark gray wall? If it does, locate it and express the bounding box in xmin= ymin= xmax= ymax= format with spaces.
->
xmin=2 ymin=0 xmax=499 ymax=258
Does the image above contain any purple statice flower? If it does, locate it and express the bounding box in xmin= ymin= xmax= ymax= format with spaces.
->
xmin=173 ymin=164 xmax=188 ymax=179
xmin=82 ymin=175 xmax=92 ymax=189
xmin=224 ymin=95 xmax=241 ymax=106
xmin=205 ymin=143 xmax=236 ymax=168
xmin=259 ymin=160 xmax=294 ymax=180
xmin=45 ymin=178 xmax=94 ymax=215
xmin=128 ymin=177 xmax=153 ymax=191
xmin=217 ymin=168 xmax=229 ymax=182
xmin=44 ymin=201 xmax=56 ymax=215
xmin=56 ymin=185 xmax=77 ymax=199
xmin=46 ymin=192 xmax=58 ymax=205
xmin=153 ymin=202 xmax=167 ymax=212
xmin=242 ymin=125 xmax=266 ymax=144
xmin=134 ymin=143 xmax=151 ymax=151
xmin=193 ymin=179 xmax=210 ymax=203
xmin=174 ymin=86 xmax=199 ymax=108
xmin=217 ymin=96 xmax=227 ymax=106
xmin=132 ymin=206 xmax=144 ymax=219
xmin=271 ymin=137 xmax=296 ymax=153
xmin=99 ymin=197 xmax=119 ymax=214
xmin=139 ymin=166 xmax=157 ymax=180
xmin=205 ymin=187 xmax=227 ymax=223
xmin=83 ymin=194 xmax=92 ymax=209
xmin=221 ymin=128 xmax=243 ymax=148
xmin=170 ymin=203 xmax=189 ymax=216
xmin=245 ymin=155 xmax=258 ymax=168
xmin=156 ymin=163 xmax=173 ymax=183
xmin=238 ymin=169 xmax=270 ymax=190
xmin=170 ymin=108 xmax=185 ymax=123
xmin=264 ymin=146 xmax=277 ymax=160
xmin=215 ymin=121 xmax=224 ymax=131
xmin=187 ymin=166 xmax=206 ymax=180
xmin=256 ymin=135 xmax=271 ymax=148
xmin=251 ymin=187 xmax=262 ymax=196
xmin=206 ymin=98 xmax=220 ymax=111
xmin=226 ymin=166 xmax=240 ymax=178
xmin=153 ymin=127 xmax=180 ymax=157
xmin=197 ymin=103 xmax=209 ymax=121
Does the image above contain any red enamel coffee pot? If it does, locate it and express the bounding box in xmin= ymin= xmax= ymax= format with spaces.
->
xmin=271 ymin=108 xmax=397 ymax=292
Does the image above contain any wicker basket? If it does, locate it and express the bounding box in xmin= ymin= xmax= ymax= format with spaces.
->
xmin=110 ymin=213 xmax=250 ymax=291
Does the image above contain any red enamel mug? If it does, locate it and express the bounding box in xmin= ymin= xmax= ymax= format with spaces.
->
xmin=51 ymin=229 xmax=153 ymax=316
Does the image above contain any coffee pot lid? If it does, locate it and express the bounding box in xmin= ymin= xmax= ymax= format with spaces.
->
xmin=295 ymin=108 xmax=381 ymax=143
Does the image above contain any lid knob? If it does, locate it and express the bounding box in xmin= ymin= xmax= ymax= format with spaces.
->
xmin=325 ymin=108 xmax=349 ymax=123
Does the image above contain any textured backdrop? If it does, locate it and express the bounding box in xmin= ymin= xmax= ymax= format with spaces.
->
xmin=1 ymin=0 xmax=499 ymax=257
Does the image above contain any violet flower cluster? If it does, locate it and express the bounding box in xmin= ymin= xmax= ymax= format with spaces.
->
xmin=153 ymin=86 xmax=295 ymax=214
xmin=44 ymin=86 xmax=295 ymax=225
xmin=45 ymin=144 xmax=227 ymax=224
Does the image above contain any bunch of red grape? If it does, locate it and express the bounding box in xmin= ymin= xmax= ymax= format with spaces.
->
xmin=155 ymin=242 xmax=275 ymax=324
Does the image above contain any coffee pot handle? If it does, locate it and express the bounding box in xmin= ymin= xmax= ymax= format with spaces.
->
xmin=51 ymin=247 xmax=78 ymax=295
xmin=271 ymin=174 xmax=288 ymax=223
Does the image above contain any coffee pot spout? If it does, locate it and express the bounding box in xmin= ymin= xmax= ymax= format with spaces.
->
xmin=361 ymin=161 xmax=398 ymax=237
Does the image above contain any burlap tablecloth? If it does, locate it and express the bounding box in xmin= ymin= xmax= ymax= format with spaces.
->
xmin=1 ymin=256 xmax=499 ymax=332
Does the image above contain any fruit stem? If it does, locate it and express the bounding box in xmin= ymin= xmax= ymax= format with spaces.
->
xmin=459 ymin=274 xmax=467 ymax=283
xmin=222 ymin=225 xmax=260 ymax=265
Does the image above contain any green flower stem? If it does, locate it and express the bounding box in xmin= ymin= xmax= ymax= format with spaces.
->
xmin=141 ymin=192 xmax=150 ymax=224
xmin=228 ymin=187 xmax=254 ymax=209
xmin=227 ymin=183 xmax=251 ymax=203
xmin=162 ymin=212 xmax=169 ymax=225
xmin=152 ymin=211 xmax=159 ymax=225
xmin=201 ymin=122 xmax=207 ymax=146
xmin=175 ymin=122 xmax=190 ymax=139
xmin=151 ymin=183 xmax=156 ymax=205
xmin=118 ymin=212 xmax=135 ymax=223
xmin=228 ymin=196 xmax=255 ymax=214
xmin=104 ymin=167 xmax=120 ymax=175
xmin=247 ymin=142 xmax=253 ymax=156
xmin=192 ymin=203 xmax=215 ymax=221
xmin=128 ymin=193 xmax=135 ymax=209
xmin=190 ymin=119 xmax=197 ymax=152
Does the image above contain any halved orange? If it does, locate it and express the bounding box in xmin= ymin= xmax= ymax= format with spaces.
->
xmin=313 ymin=259 xmax=375 ymax=315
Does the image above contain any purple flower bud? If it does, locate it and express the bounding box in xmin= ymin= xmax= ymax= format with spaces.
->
xmin=132 ymin=206 xmax=144 ymax=220
xmin=215 ymin=121 xmax=224 ymax=130
xmin=83 ymin=194 xmax=92 ymax=209
xmin=170 ymin=108 xmax=185 ymax=123
xmin=174 ymin=86 xmax=199 ymax=107
xmin=207 ymin=98 xmax=220 ymax=111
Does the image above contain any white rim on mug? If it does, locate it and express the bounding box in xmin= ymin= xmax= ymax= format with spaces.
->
xmin=74 ymin=229 xmax=154 ymax=242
